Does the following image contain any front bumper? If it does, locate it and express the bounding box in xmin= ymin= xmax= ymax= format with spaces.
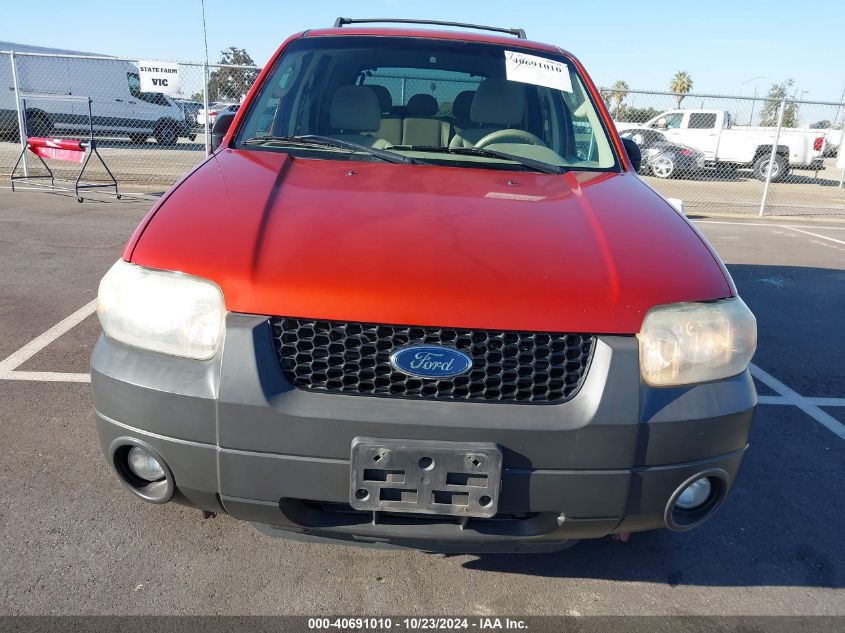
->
xmin=92 ymin=314 xmax=756 ymax=552
xmin=674 ymin=155 xmax=702 ymax=173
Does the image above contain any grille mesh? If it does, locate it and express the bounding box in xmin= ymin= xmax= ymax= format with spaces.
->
xmin=270 ymin=318 xmax=595 ymax=404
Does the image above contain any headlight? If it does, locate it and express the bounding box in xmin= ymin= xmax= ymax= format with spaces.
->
xmin=97 ymin=259 xmax=226 ymax=359
xmin=638 ymin=298 xmax=756 ymax=386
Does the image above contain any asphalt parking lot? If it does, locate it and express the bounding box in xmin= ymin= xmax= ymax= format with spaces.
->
xmin=0 ymin=187 xmax=842 ymax=616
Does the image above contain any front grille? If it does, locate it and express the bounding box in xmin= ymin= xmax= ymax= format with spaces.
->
xmin=270 ymin=318 xmax=595 ymax=404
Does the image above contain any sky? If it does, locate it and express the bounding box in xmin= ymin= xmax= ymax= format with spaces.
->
xmin=2 ymin=0 xmax=844 ymax=102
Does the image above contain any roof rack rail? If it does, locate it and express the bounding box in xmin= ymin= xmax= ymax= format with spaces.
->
xmin=332 ymin=17 xmax=526 ymax=39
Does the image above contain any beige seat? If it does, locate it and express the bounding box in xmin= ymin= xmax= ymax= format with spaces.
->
xmin=329 ymin=85 xmax=390 ymax=148
xmin=402 ymin=94 xmax=450 ymax=147
xmin=449 ymin=79 xmax=525 ymax=148
xmin=367 ymin=85 xmax=403 ymax=146
xmin=450 ymin=90 xmax=475 ymax=133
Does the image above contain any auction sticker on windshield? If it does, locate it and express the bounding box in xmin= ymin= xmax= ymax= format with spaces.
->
xmin=504 ymin=50 xmax=572 ymax=92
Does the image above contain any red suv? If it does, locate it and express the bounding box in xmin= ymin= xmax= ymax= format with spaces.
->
xmin=92 ymin=19 xmax=757 ymax=552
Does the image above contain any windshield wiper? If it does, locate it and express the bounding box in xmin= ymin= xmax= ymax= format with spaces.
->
xmin=408 ymin=146 xmax=565 ymax=174
xmin=242 ymin=134 xmax=416 ymax=165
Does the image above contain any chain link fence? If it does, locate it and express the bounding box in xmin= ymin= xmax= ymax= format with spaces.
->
xmin=2 ymin=48 xmax=844 ymax=217
xmin=600 ymin=87 xmax=845 ymax=217
xmin=0 ymin=50 xmax=260 ymax=189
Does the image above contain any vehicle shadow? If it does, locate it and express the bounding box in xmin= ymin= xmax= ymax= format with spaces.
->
xmin=643 ymin=170 xmax=749 ymax=184
xmin=464 ymin=264 xmax=844 ymax=588
xmin=463 ymin=405 xmax=842 ymax=587
xmin=690 ymin=169 xmax=748 ymax=183
xmin=779 ymin=172 xmax=842 ymax=186
xmin=95 ymin=139 xmax=207 ymax=152
xmin=646 ymin=169 xmax=841 ymax=186
xmin=22 ymin=187 xmax=166 ymax=203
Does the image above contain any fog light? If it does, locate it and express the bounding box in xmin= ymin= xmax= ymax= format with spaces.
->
xmin=127 ymin=446 xmax=165 ymax=482
xmin=675 ymin=476 xmax=712 ymax=510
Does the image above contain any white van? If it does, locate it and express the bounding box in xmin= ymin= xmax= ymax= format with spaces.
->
xmin=0 ymin=42 xmax=189 ymax=144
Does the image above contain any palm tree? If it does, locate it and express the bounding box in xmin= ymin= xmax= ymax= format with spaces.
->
xmin=669 ymin=71 xmax=693 ymax=108
xmin=611 ymin=80 xmax=629 ymax=113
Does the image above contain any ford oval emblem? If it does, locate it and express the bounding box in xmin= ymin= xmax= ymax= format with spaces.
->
xmin=390 ymin=345 xmax=473 ymax=379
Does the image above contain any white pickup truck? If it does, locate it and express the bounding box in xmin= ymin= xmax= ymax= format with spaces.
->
xmin=619 ymin=109 xmax=827 ymax=182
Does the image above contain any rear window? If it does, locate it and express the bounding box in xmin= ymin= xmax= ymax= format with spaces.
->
xmin=688 ymin=113 xmax=717 ymax=129
xmin=362 ymin=67 xmax=481 ymax=117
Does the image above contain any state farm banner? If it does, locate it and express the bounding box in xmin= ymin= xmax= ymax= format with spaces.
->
xmin=28 ymin=137 xmax=86 ymax=163
xmin=139 ymin=60 xmax=181 ymax=94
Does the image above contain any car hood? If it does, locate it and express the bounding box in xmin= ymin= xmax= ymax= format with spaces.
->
xmin=127 ymin=149 xmax=731 ymax=333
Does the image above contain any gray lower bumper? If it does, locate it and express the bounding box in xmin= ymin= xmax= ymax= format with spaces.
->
xmin=91 ymin=313 xmax=756 ymax=551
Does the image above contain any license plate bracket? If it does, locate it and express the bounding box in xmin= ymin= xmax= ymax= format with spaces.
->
xmin=350 ymin=438 xmax=502 ymax=518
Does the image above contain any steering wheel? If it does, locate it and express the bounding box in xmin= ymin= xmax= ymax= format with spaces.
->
xmin=474 ymin=128 xmax=546 ymax=149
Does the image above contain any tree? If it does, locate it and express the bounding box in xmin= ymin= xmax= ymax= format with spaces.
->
xmin=669 ymin=71 xmax=693 ymax=108
xmin=759 ymin=79 xmax=799 ymax=128
xmin=207 ymin=47 xmax=261 ymax=102
xmin=614 ymin=105 xmax=661 ymax=124
xmin=610 ymin=80 xmax=629 ymax=118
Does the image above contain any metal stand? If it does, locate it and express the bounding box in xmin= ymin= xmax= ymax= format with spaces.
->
xmin=75 ymin=99 xmax=120 ymax=202
xmin=9 ymin=95 xmax=120 ymax=202
xmin=10 ymin=140 xmax=53 ymax=191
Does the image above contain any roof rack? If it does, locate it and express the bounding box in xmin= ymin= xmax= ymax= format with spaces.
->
xmin=332 ymin=17 xmax=527 ymax=39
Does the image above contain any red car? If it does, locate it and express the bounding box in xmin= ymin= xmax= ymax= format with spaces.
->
xmin=92 ymin=19 xmax=757 ymax=552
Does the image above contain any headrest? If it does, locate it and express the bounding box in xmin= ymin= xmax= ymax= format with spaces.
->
xmin=330 ymin=85 xmax=381 ymax=132
xmin=367 ymin=84 xmax=392 ymax=113
xmin=406 ymin=93 xmax=439 ymax=117
xmin=451 ymin=90 xmax=475 ymax=120
xmin=470 ymin=79 xmax=524 ymax=126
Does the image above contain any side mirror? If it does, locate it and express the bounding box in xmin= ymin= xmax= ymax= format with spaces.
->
xmin=211 ymin=112 xmax=236 ymax=152
xmin=621 ymin=137 xmax=642 ymax=172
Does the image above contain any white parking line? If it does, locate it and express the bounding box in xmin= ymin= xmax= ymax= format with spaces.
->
xmin=804 ymin=397 xmax=845 ymax=407
xmin=750 ymin=363 xmax=845 ymax=441
xmin=780 ymin=226 xmax=845 ymax=246
xmin=1 ymin=371 xmax=90 ymax=383
xmin=0 ymin=299 xmax=97 ymax=381
xmin=694 ymin=220 xmax=845 ymax=231
xmin=757 ymin=395 xmax=845 ymax=406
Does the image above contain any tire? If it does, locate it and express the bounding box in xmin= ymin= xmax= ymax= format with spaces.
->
xmin=26 ymin=112 xmax=52 ymax=137
xmin=154 ymin=122 xmax=178 ymax=146
xmin=753 ymin=153 xmax=787 ymax=182
xmin=129 ymin=134 xmax=148 ymax=144
xmin=650 ymin=153 xmax=675 ymax=179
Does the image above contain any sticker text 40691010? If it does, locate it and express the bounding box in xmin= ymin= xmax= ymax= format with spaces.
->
xmin=504 ymin=51 xmax=572 ymax=93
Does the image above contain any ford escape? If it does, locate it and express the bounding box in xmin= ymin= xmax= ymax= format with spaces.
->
xmin=92 ymin=18 xmax=757 ymax=552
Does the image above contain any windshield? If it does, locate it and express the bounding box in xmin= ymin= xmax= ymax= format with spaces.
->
xmin=235 ymin=36 xmax=619 ymax=173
